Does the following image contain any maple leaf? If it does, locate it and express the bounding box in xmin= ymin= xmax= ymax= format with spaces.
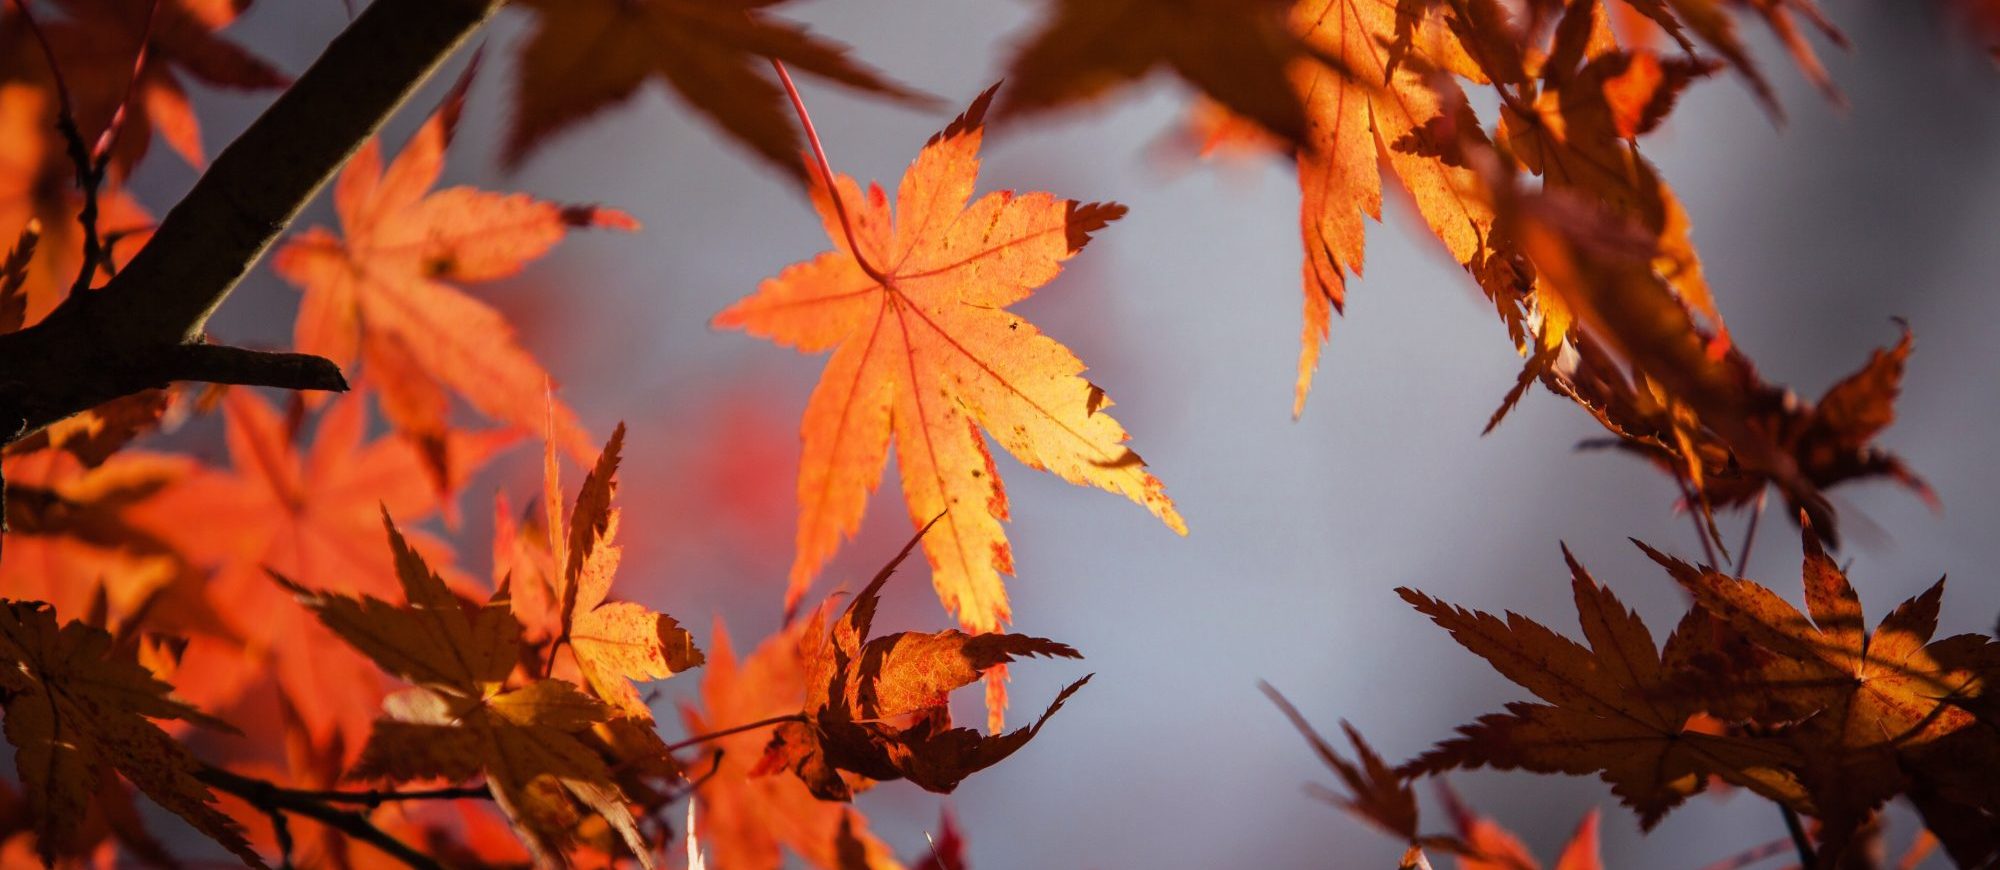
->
xmin=0 ymin=221 xmax=31 ymax=332
xmin=715 ymin=87 xmax=1185 ymax=726
xmin=0 ymin=599 xmax=262 ymax=867
xmin=999 ymin=0 xmax=1312 ymax=143
xmin=1659 ymin=0 xmax=1845 ymax=116
xmin=507 ymin=0 xmax=929 ymax=177
xmin=756 ymin=525 xmax=1091 ymax=801
xmin=0 ymin=446 xmax=189 ymax=622
xmin=1285 ymin=0 xmax=1503 ymax=415
xmin=1436 ymin=783 xmax=1602 ymax=870
xmin=129 ymin=389 xmax=509 ymax=751
xmin=1398 ymin=545 xmax=1805 ymax=827
xmin=682 ymin=617 xmax=904 ymax=870
xmin=272 ymin=86 xmax=635 ymax=470
xmin=1502 ymin=171 xmax=1927 ymax=542
xmin=538 ymin=423 xmax=706 ymax=719
xmin=1641 ymin=521 xmax=1991 ymax=859
xmin=1261 ymin=684 xmax=1420 ymax=844
xmin=1499 ymin=0 xmax=1722 ymax=334
xmin=40 ymin=0 xmax=287 ymax=169
xmin=279 ymin=512 xmax=653 ymax=868
xmin=6 ymin=387 xmax=175 ymax=468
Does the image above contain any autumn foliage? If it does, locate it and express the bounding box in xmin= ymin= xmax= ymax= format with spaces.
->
xmin=0 ymin=0 xmax=1989 ymax=866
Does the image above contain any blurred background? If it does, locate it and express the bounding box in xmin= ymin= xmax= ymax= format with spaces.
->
xmin=129 ymin=0 xmax=2000 ymax=866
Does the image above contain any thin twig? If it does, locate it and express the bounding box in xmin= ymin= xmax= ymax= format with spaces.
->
xmin=1672 ymin=469 xmax=1720 ymax=568
xmin=1735 ymin=490 xmax=1766 ymax=578
xmin=1780 ymin=805 xmax=1816 ymax=869
xmin=769 ymin=59 xmax=891 ymax=286
xmin=93 ymin=0 xmax=162 ymax=161
xmin=4 ymin=0 xmax=107 ymax=294
xmin=269 ymin=808 xmax=295 ymax=870
xmin=665 ymin=714 xmax=807 ymax=752
xmin=1695 ymin=836 xmax=1793 ymax=870
xmin=197 ymin=765 xmax=482 ymax=870
xmin=276 ymin=783 xmax=490 ymax=808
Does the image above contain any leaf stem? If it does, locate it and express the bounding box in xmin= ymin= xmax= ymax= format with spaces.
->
xmin=93 ymin=0 xmax=163 ymax=162
xmin=1735 ymin=490 xmax=1766 ymax=578
xmin=1779 ymin=805 xmax=1816 ymax=869
xmin=1671 ymin=468 xmax=1720 ymax=569
xmin=666 ymin=714 xmax=806 ymax=752
xmin=769 ymin=59 xmax=891 ymax=286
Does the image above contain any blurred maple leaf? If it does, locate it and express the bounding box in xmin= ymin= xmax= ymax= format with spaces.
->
xmin=38 ymin=0 xmax=287 ymax=170
xmin=1436 ymin=783 xmax=1602 ymax=870
xmin=999 ymin=0 xmax=1311 ymax=143
xmin=507 ymin=0 xmax=930 ymax=178
xmin=280 ymin=513 xmax=653 ymax=868
xmin=716 ymin=86 xmax=1183 ymax=727
xmin=0 ymin=599 xmax=261 ymax=867
xmin=273 ymin=82 xmax=633 ymax=475
xmin=0 ymin=446 xmax=189 ymax=621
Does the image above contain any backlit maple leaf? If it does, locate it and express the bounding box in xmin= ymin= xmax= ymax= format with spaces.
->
xmin=0 ymin=599 xmax=261 ymax=867
xmin=507 ymin=0 xmax=929 ymax=177
xmin=280 ymin=514 xmax=653 ymax=868
xmin=533 ymin=423 xmax=705 ymax=719
xmin=1642 ymin=522 xmax=1991 ymax=858
xmin=129 ymin=389 xmax=509 ymax=751
xmin=682 ymin=617 xmax=904 ymax=870
xmin=757 ymin=526 xmax=1090 ymax=801
xmin=1398 ymin=546 xmax=1805 ymax=826
xmin=273 ymin=91 xmax=634 ymax=467
xmin=716 ymin=87 xmax=1183 ymax=726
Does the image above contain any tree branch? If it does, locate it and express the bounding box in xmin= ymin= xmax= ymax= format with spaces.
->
xmin=196 ymin=766 xmax=460 ymax=870
xmin=0 ymin=0 xmax=503 ymax=446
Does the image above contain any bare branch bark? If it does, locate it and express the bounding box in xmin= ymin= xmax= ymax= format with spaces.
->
xmin=0 ymin=0 xmax=504 ymax=445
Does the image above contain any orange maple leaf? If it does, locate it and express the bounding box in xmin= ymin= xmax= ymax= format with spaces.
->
xmin=758 ymin=525 xmax=1090 ymax=801
xmin=279 ymin=514 xmax=653 ymax=869
xmin=129 ymin=389 xmax=510 ymax=751
xmin=0 ymin=446 xmax=189 ymax=623
xmin=273 ymin=90 xmax=634 ymax=467
xmin=1281 ymin=0 xmax=1505 ymax=415
xmin=535 ymin=423 xmax=705 ymax=719
xmin=682 ymin=617 xmax=904 ymax=870
xmin=715 ymin=87 xmax=1184 ymax=727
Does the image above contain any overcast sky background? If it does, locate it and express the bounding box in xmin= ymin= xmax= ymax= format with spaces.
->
xmin=128 ymin=1 xmax=2000 ymax=866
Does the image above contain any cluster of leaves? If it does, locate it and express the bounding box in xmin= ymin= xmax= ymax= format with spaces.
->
xmin=1272 ymin=521 xmax=1993 ymax=866
xmin=0 ymin=0 xmax=1986 ymax=865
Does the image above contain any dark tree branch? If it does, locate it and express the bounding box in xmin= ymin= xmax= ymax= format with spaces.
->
xmin=196 ymin=765 xmax=485 ymax=870
xmin=0 ymin=0 xmax=504 ymax=447
xmin=158 ymin=344 xmax=348 ymax=393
